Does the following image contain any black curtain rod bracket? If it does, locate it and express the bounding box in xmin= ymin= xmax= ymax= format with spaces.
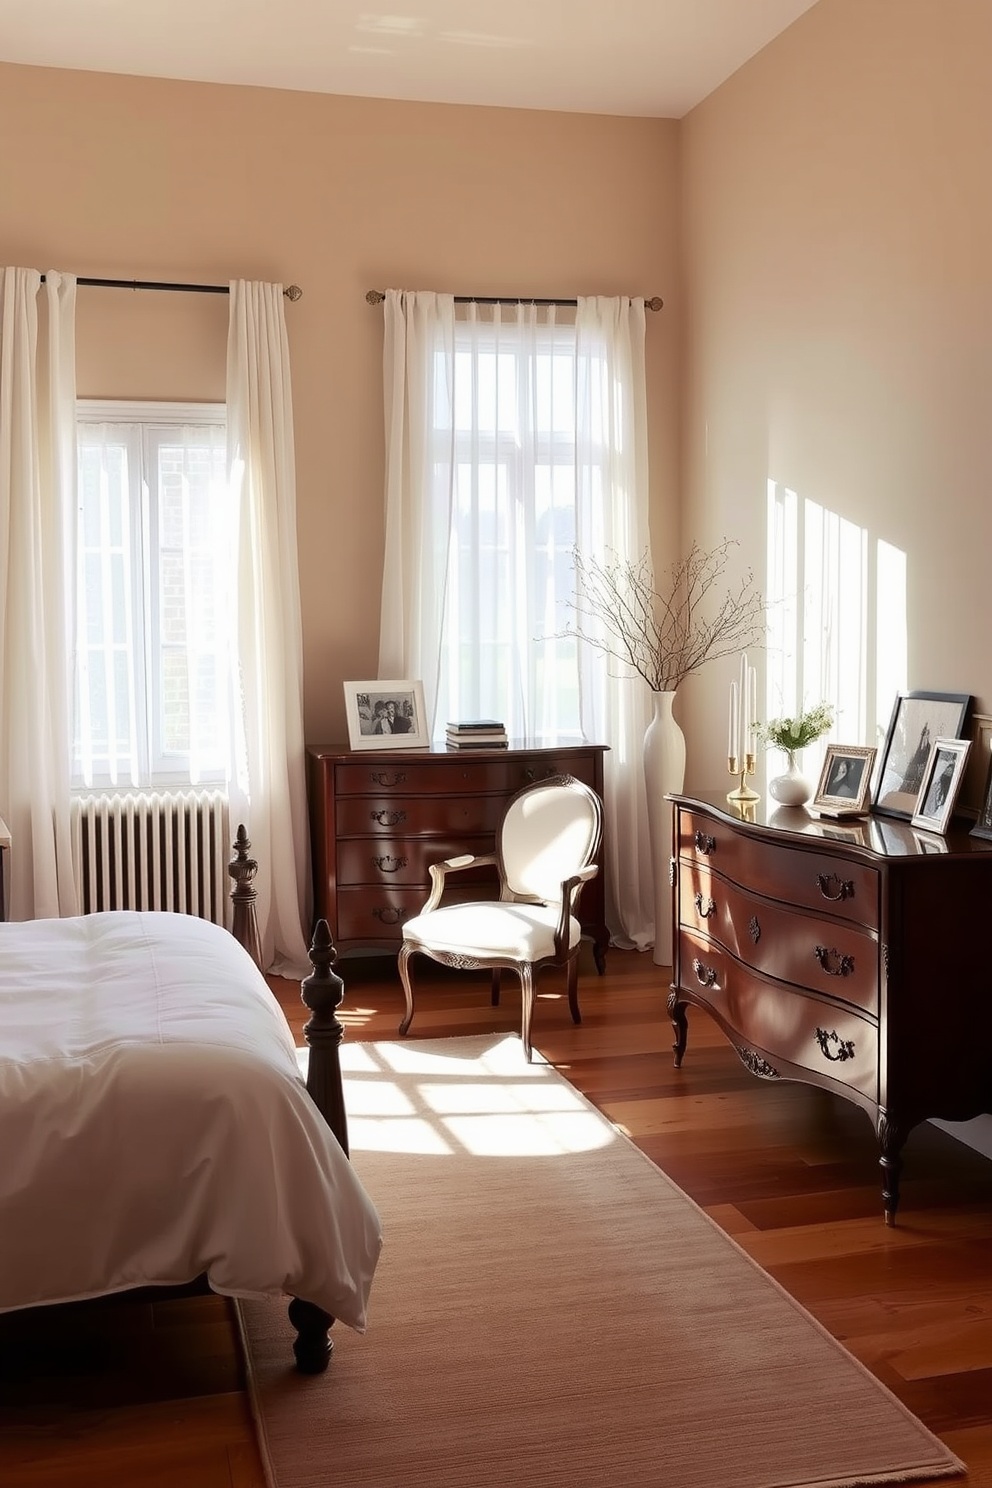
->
xmin=365 ymin=289 xmax=662 ymax=311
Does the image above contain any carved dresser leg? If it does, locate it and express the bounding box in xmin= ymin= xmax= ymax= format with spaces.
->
xmin=877 ymin=1109 xmax=908 ymax=1226
xmin=668 ymin=990 xmax=688 ymax=1068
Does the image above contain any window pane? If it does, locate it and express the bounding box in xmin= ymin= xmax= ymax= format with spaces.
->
xmin=74 ymin=408 xmax=229 ymax=789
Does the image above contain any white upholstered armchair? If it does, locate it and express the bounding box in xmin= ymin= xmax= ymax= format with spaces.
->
xmin=397 ymin=774 xmax=604 ymax=1061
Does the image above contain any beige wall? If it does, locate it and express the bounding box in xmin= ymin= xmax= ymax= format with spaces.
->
xmin=4 ymin=0 xmax=990 ymax=780
xmin=0 ymin=62 xmax=679 ymax=745
xmin=679 ymin=0 xmax=992 ymax=791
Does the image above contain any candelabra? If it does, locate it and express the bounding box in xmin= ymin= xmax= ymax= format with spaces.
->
xmin=727 ymin=751 xmax=760 ymax=805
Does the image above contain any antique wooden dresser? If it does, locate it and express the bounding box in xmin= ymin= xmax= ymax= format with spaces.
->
xmin=306 ymin=741 xmax=609 ymax=969
xmin=669 ymin=791 xmax=992 ymax=1223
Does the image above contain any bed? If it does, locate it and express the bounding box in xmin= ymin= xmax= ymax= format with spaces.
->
xmin=0 ymin=845 xmax=382 ymax=1375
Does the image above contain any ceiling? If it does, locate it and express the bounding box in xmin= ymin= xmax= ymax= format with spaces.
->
xmin=0 ymin=0 xmax=819 ymax=119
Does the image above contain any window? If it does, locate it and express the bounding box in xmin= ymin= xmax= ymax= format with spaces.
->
xmin=73 ymin=402 xmax=233 ymax=790
xmin=432 ymin=310 xmax=587 ymax=739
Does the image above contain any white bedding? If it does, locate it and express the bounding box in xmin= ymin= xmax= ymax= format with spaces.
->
xmin=0 ymin=911 xmax=382 ymax=1332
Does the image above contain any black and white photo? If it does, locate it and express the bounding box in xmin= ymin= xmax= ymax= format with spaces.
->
xmin=343 ymin=680 xmax=429 ymax=750
xmin=872 ymin=691 xmax=971 ymax=819
xmin=812 ymin=744 xmax=876 ymax=816
xmin=911 ymin=735 xmax=971 ymax=835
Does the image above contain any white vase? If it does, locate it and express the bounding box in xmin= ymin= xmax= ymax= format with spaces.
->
xmin=768 ymin=749 xmax=812 ymax=807
xmin=643 ymin=690 xmax=686 ymax=967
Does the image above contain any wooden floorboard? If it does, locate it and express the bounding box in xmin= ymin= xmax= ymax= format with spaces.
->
xmin=3 ymin=944 xmax=992 ymax=1486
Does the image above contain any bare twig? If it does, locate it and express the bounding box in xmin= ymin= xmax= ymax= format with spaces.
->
xmin=562 ymin=539 xmax=764 ymax=692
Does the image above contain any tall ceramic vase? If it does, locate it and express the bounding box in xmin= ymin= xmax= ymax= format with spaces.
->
xmin=643 ymin=690 xmax=686 ymax=967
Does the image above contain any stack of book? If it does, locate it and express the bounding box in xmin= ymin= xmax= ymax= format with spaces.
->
xmin=445 ymin=720 xmax=509 ymax=750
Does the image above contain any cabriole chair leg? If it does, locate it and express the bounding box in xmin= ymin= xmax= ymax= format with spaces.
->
xmin=397 ymin=941 xmax=416 ymax=1037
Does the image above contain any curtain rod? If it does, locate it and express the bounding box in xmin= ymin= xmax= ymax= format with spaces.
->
xmin=365 ymin=289 xmax=662 ymax=311
xmin=40 ymin=275 xmax=303 ymax=300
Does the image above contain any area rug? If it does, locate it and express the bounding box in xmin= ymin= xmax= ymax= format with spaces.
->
xmin=237 ymin=1034 xmax=964 ymax=1488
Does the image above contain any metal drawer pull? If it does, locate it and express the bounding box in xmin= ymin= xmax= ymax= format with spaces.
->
xmin=369 ymin=771 xmax=407 ymax=788
xmin=372 ymin=906 xmax=407 ymax=925
xmin=372 ymin=855 xmax=407 ymax=873
xmin=814 ymin=1026 xmax=856 ymax=1062
xmin=692 ymin=958 xmax=717 ymax=988
xmin=370 ymin=809 xmax=407 ymax=827
xmin=816 ymin=872 xmax=854 ymax=902
xmin=694 ymin=891 xmax=716 ymax=919
xmin=693 ymin=831 xmax=716 ymax=855
xmin=814 ymin=945 xmax=854 ymax=977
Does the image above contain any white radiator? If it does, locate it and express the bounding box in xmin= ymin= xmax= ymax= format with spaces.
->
xmin=70 ymin=790 xmax=230 ymax=926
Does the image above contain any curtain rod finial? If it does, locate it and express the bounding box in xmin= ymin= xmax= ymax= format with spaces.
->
xmin=366 ymin=289 xmax=385 ymax=306
xmin=646 ymin=296 xmax=663 ymax=312
xmin=285 ymin=284 xmax=303 ymax=301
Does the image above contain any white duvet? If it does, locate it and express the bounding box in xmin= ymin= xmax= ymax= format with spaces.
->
xmin=0 ymin=911 xmax=382 ymax=1331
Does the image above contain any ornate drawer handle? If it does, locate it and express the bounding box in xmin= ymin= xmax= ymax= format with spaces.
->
xmin=370 ymin=809 xmax=407 ymax=827
xmin=372 ymin=855 xmax=407 ymax=873
xmin=524 ymin=767 xmax=557 ymax=782
xmin=693 ymin=831 xmax=716 ymax=855
xmin=814 ymin=945 xmax=854 ymax=977
xmin=372 ymin=906 xmax=407 ymax=925
xmin=369 ymin=771 xmax=407 ymax=788
xmin=814 ymin=1027 xmax=856 ymax=1062
xmin=694 ymin=891 xmax=716 ymax=919
xmin=816 ymin=872 xmax=854 ymax=902
xmin=692 ymin=957 xmax=717 ymax=988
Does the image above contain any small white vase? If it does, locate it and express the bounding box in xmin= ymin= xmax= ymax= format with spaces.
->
xmin=768 ymin=750 xmax=812 ymax=807
xmin=643 ymin=690 xmax=687 ymax=967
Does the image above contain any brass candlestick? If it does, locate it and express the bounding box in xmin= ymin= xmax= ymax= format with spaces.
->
xmin=727 ymin=752 xmax=760 ymax=804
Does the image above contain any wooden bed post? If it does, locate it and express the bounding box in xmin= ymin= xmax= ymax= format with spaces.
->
xmin=287 ymin=919 xmax=349 ymax=1373
xmin=228 ymin=824 xmax=263 ymax=971
xmin=300 ymin=919 xmax=349 ymax=1156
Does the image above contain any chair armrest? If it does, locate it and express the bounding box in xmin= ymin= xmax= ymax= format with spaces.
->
xmin=553 ymin=864 xmax=599 ymax=957
xmin=422 ymin=852 xmax=498 ymax=913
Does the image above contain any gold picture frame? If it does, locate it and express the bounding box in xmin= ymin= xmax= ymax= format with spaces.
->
xmin=812 ymin=744 xmax=876 ymax=817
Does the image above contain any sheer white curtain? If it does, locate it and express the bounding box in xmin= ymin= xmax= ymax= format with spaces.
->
xmin=226 ymin=281 xmax=311 ymax=975
xmin=378 ymin=290 xmax=654 ymax=948
xmin=0 ymin=268 xmax=79 ymax=919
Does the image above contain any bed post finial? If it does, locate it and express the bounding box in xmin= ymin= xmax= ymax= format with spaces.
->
xmin=300 ymin=919 xmax=348 ymax=1156
xmin=228 ymin=824 xmax=263 ymax=972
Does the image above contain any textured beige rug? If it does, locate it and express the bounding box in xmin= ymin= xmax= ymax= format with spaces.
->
xmin=238 ymin=1034 xmax=964 ymax=1488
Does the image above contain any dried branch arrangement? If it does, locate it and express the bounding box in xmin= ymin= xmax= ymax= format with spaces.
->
xmin=565 ymin=539 xmax=764 ymax=693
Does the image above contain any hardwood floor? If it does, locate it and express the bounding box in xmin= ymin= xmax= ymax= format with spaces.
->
xmin=4 ymin=944 xmax=992 ymax=1486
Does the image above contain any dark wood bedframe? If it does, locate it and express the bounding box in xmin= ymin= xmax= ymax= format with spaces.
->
xmin=8 ymin=825 xmax=351 ymax=1377
xmin=224 ymin=823 xmax=351 ymax=1371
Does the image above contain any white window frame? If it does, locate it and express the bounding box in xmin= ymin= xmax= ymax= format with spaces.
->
xmin=73 ymin=399 xmax=229 ymax=792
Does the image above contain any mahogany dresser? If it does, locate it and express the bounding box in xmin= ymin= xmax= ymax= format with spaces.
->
xmin=669 ymin=791 xmax=992 ymax=1223
xmin=306 ymin=741 xmax=610 ymax=969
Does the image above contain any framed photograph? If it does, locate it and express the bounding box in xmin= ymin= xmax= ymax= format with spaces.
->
xmin=812 ymin=745 xmax=876 ymax=816
xmin=910 ymin=736 xmax=971 ymax=835
xmin=343 ymin=680 xmax=430 ymax=751
xmin=871 ymin=690 xmax=972 ymax=820
xmin=970 ymin=747 xmax=992 ymax=841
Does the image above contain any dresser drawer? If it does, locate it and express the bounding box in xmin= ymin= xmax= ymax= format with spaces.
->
xmin=679 ymin=863 xmax=879 ymax=1016
xmin=333 ymin=751 xmax=601 ymax=799
xmin=336 ymin=835 xmax=499 ymax=887
xmin=335 ymin=796 xmax=507 ymax=837
xmin=680 ymin=929 xmax=879 ymax=1102
xmin=679 ymin=810 xmax=880 ymax=931
xmin=336 ymin=882 xmax=492 ymax=941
